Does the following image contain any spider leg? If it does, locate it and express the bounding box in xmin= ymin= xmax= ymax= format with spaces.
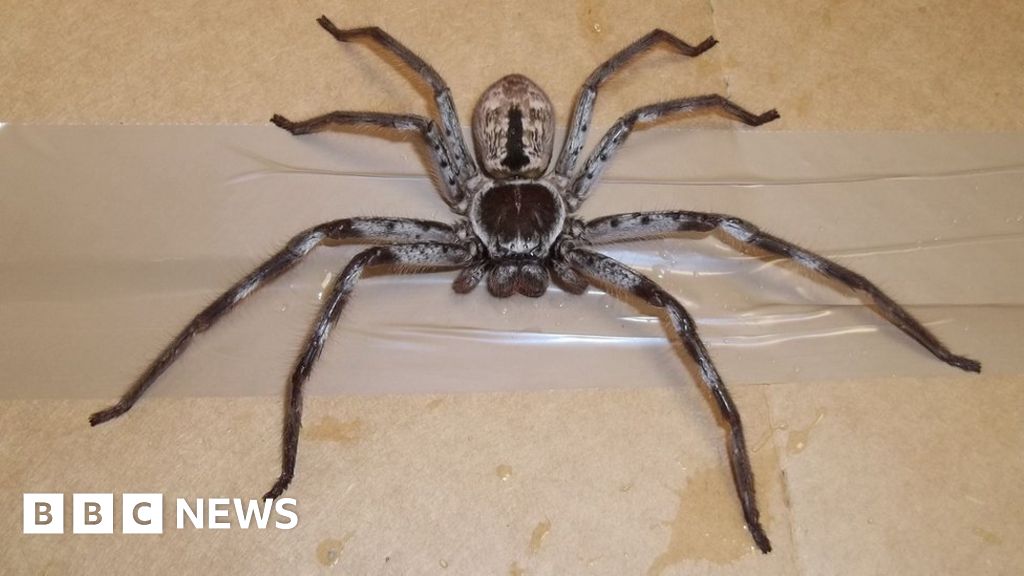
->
xmin=271 ymin=111 xmax=467 ymax=212
xmin=584 ymin=211 xmax=982 ymax=372
xmin=262 ymin=242 xmax=472 ymax=500
xmin=88 ymin=218 xmax=460 ymax=426
xmin=315 ymin=15 xmax=477 ymax=180
xmin=566 ymin=95 xmax=779 ymax=211
xmin=555 ymin=29 xmax=717 ymax=177
xmin=549 ymin=258 xmax=589 ymax=294
xmin=565 ymin=246 xmax=771 ymax=553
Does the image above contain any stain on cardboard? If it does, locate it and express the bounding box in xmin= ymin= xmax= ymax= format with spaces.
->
xmin=647 ymin=466 xmax=759 ymax=574
xmin=496 ymin=464 xmax=514 ymax=481
xmin=304 ymin=417 xmax=366 ymax=444
xmin=786 ymin=410 xmax=826 ymax=455
xmin=528 ymin=519 xmax=551 ymax=554
xmin=316 ymin=533 xmax=354 ymax=567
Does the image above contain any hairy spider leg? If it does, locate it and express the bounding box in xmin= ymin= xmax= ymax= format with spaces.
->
xmin=567 ymin=247 xmax=772 ymax=554
xmin=262 ymin=242 xmax=473 ymax=500
xmin=88 ymin=218 xmax=460 ymax=426
xmin=584 ymin=210 xmax=982 ymax=372
xmin=556 ymin=29 xmax=718 ymax=177
xmin=271 ymin=112 xmax=467 ymax=212
xmin=550 ymin=257 xmax=590 ymax=294
xmin=567 ymin=95 xmax=780 ymax=211
xmin=316 ymin=16 xmax=478 ymax=182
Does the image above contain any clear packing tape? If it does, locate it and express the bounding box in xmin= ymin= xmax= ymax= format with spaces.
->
xmin=1 ymin=125 xmax=1022 ymax=399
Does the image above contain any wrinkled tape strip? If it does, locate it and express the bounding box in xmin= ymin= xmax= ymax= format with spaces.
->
xmin=1 ymin=125 xmax=1021 ymax=399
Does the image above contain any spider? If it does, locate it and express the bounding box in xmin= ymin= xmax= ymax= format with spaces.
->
xmin=90 ymin=16 xmax=981 ymax=554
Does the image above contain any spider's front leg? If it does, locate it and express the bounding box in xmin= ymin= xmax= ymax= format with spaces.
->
xmin=566 ymin=95 xmax=779 ymax=211
xmin=564 ymin=246 xmax=772 ymax=553
xmin=584 ymin=211 xmax=981 ymax=372
xmin=315 ymin=16 xmax=477 ymax=180
xmin=263 ymin=241 xmax=473 ymax=500
xmin=271 ymin=111 xmax=467 ymax=212
xmin=556 ymin=29 xmax=718 ymax=177
xmin=89 ymin=218 xmax=460 ymax=426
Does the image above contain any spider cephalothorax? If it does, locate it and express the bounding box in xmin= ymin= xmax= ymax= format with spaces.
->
xmin=467 ymin=177 xmax=566 ymax=296
xmin=91 ymin=16 xmax=981 ymax=555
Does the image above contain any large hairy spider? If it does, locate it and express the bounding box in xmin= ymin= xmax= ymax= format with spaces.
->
xmin=90 ymin=16 xmax=981 ymax=553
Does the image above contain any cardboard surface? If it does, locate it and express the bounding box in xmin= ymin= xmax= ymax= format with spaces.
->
xmin=4 ymin=1 xmax=1023 ymax=129
xmin=2 ymin=1 xmax=1022 ymax=574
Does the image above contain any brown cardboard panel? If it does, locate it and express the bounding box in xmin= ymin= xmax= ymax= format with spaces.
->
xmin=4 ymin=2 xmax=1024 ymax=129
xmin=766 ymin=376 xmax=1024 ymax=575
xmin=1 ymin=0 xmax=722 ymax=129
xmin=713 ymin=0 xmax=1024 ymax=130
xmin=1 ymin=389 xmax=795 ymax=574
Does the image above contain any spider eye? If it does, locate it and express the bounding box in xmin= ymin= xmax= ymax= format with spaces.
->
xmin=472 ymin=74 xmax=554 ymax=179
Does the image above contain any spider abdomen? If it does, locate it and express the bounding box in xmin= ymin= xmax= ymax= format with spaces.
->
xmin=472 ymin=74 xmax=555 ymax=178
xmin=470 ymin=182 xmax=565 ymax=258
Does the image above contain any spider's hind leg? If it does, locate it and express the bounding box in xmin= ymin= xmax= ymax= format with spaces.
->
xmin=88 ymin=225 xmax=333 ymax=427
xmin=566 ymin=246 xmax=772 ymax=553
xmin=89 ymin=218 xmax=460 ymax=427
xmin=263 ymin=242 xmax=472 ymax=500
xmin=715 ymin=215 xmax=981 ymax=372
xmin=584 ymin=210 xmax=981 ymax=372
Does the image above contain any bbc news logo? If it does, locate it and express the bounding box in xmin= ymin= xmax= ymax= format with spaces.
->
xmin=23 ymin=493 xmax=298 ymax=534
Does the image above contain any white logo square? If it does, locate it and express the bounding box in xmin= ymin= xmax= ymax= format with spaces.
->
xmin=122 ymin=493 xmax=163 ymax=534
xmin=73 ymin=493 xmax=114 ymax=534
xmin=23 ymin=493 xmax=64 ymax=534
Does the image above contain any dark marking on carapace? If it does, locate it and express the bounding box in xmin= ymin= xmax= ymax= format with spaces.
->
xmin=478 ymin=183 xmax=558 ymax=247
